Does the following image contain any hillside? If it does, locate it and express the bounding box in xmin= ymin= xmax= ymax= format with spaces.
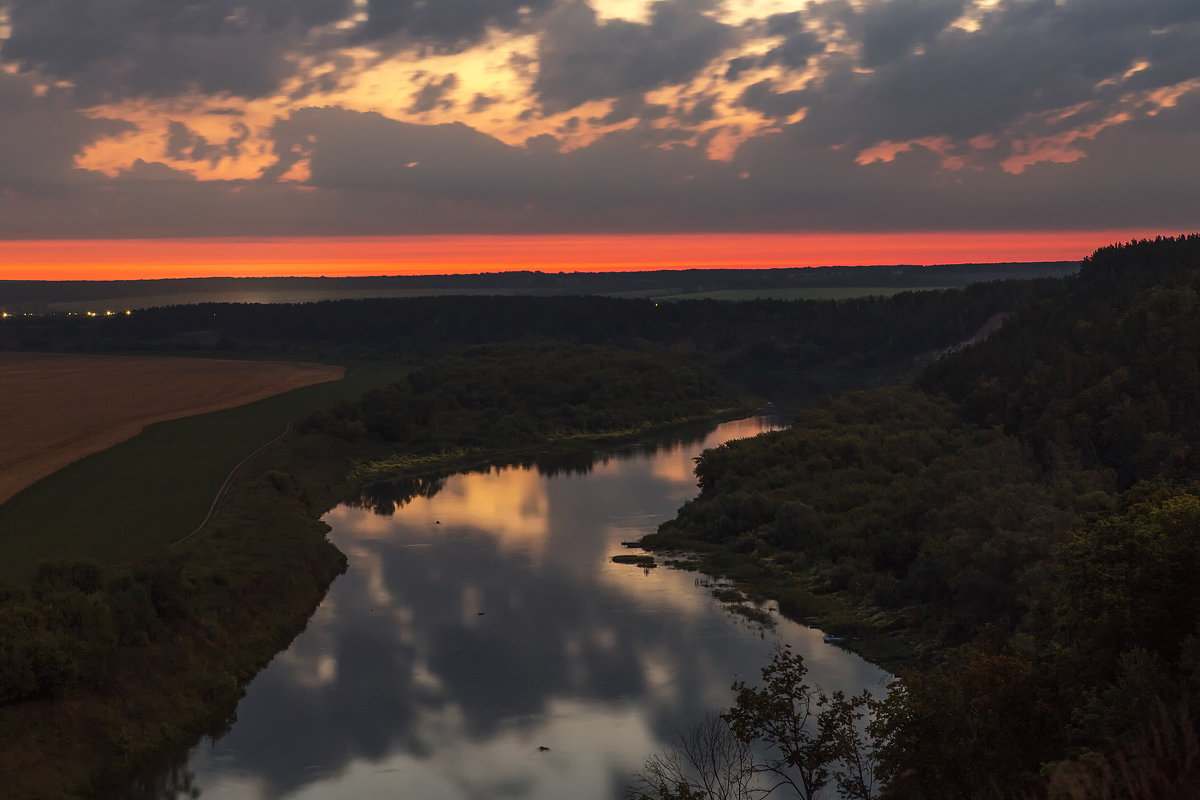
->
xmin=641 ymin=235 xmax=1200 ymax=798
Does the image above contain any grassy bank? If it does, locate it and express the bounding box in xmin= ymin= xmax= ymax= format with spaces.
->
xmin=0 ymin=426 xmax=353 ymax=799
xmin=646 ymin=542 xmax=943 ymax=674
xmin=0 ymin=360 xmax=404 ymax=584
xmin=0 ymin=343 xmax=757 ymax=798
xmin=0 ymin=417 xmax=756 ymax=799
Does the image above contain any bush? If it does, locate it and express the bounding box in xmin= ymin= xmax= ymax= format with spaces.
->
xmin=32 ymin=560 xmax=104 ymax=599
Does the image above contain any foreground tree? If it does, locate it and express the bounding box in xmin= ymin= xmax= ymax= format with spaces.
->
xmin=724 ymin=645 xmax=836 ymax=800
xmin=822 ymin=690 xmax=885 ymax=800
xmin=629 ymin=714 xmax=757 ymax=800
xmin=632 ymin=646 xmax=887 ymax=800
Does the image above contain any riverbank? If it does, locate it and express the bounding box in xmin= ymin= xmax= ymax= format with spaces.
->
xmin=0 ymin=429 xmax=350 ymax=799
xmin=642 ymin=541 xmax=939 ymax=674
xmin=0 ymin=394 xmax=755 ymax=798
xmin=346 ymin=405 xmax=758 ymax=494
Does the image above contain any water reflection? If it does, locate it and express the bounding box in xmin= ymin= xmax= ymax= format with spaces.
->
xmin=352 ymin=416 xmax=775 ymax=516
xmin=148 ymin=416 xmax=888 ymax=799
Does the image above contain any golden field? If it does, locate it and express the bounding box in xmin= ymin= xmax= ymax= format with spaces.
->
xmin=0 ymin=352 xmax=343 ymax=505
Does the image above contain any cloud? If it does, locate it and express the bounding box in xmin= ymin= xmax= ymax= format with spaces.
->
xmin=357 ymin=0 xmax=553 ymax=50
xmin=165 ymin=121 xmax=251 ymax=166
xmin=469 ymin=93 xmax=500 ymax=113
xmin=854 ymin=0 xmax=966 ymax=67
xmin=265 ymin=107 xmax=525 ymax=196
xmin=727 ymin=83 xmax=1200 ymax=232
xmin=759 ymin=11 xmax=825 ymax=69
xmin=119 ymin=159 xmax=199 ymax=182
xmin=737 ymin=79 xmax=805 ymax=120
xmin=791 ymin=0 xmax=1200 ymax=148
xmin=1 ymin=88 xmax=1198 ymax=241
xmin=678 ymin=93 xmax=719 ymax=124
xmin=590 ymin=95 xmax=670 ymax=125
xmin=533 ymin=0 xmax=733 ymax=113
xmin=246 ymin=106 xmax=747 ymax=233
xmin=195 ymin=92 xmax=1200 ymax=235
xmin=721 ymin=11 xmax=823 ymax=81
xmin=0 ymin=70 xmax=133 ymax=189
xmin=0 ymin=0 xmax=353 ymax=103
xmin=407 ymin=74 xmax=459 ymax=114
xmin=0 ymin=0 xmax=1199 ymax=240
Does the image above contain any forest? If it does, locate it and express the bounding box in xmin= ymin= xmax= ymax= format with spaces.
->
xmin=1 ymin=238 xmax=1194 ymax=797
xmin=0 ymin=341 xmax=751 ymax=798
xmin=4 ymin=275 xmax=1054 ymax=398
xmin=639 ymin=234 xmax=1200 ymax=798
xmin=0 ymin=261 xmax=1072 ymax=309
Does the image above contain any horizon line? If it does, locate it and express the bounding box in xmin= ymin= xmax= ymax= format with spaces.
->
xmin=0 ymin=230 xmax=1181 ymax=281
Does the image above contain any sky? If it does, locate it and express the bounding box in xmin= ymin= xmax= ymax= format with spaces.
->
xmin=0 ymin=0 xmax=1197 ymax=276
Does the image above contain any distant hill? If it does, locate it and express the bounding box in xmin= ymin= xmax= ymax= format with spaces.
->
xmin=0 ymin=261 xmax=1075 ymax=313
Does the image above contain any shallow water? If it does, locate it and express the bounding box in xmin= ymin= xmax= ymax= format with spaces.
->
xmin=138 ymin=417 xmax=889 ymax=799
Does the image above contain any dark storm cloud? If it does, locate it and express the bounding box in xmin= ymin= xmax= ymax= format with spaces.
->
xmin=288 ymin=57 xmax=359 ymax=101
xmin=721 ymin=11 xmax=822 ymax=81
xmin=679 ymin=94 xmax=718 ymax=124
xmin=0 ymin=70 xmax=133 ymax=190
xmin=4 ymin=89 xmax=1199 ymax=240
xmin=590 ymin=95 xmax=670 ymax=125
xmin=170 ymin=91 xmax=1200 ymax=234
xmin=469 ymin=92 xmax=500 ymax=113
xmin=737 ymin=79 xmax=806 ymax=120
xmin=533 ymin=0 xmax=734 ymax=113
xmin=264 ymin=107 xmax=526 ymax=194
xmin=760 ymin=11 xmax=824 ymax=69
xmin=1 ymin=0 xmax=1198 ymax=240
xmin=120 ymin=159 xmax=199 ymax=182
xmin=407 ymin=74 xmax=459 ymax=114
xmin=998 ymin=88 xmax=1200 ymax=223
xmin=724 ymin=55 xmax=757 ymax=81
xmin=725 ymin=84 xmax=1200 ymax=232
xmin=853 ymin=0 xmax=966 ymax=67
xmin=790 ymin=0 xmax=1200 ymax=147
xmin=357 ymin=0 xmax=553 ymax=50
xmin=0 ymin=0 xmax=353 ymax=103
xmin=165 ymin=121 xmax=251 ymax=165
xmin=254 ymin=105 xmax=744 ymax=232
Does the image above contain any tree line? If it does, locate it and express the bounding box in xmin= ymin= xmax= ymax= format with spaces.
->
xmin=9 ymin=280 xmax=1053 ymax=396
xmin=301 ymin=341 xmax=751 ymax=508
xmin=639 ymin=235 xmax=1200 ymax=797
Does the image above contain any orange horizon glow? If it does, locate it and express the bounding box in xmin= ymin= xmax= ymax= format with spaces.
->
xmin=0 ymin=231 xmax=1182 ymax=281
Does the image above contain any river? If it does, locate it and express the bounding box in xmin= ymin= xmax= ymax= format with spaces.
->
xmin=133 ymin=416 xmax=890 ymax=799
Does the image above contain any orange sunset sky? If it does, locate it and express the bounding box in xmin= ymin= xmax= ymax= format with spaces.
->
xmin=0 ymin=1 xmax=1197 ymax=278
xmin=0 ymin=231 xmax=1175 ymax=281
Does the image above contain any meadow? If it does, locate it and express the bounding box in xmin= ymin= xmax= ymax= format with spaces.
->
xmin=0 ymin=358 xmax=403 ymax=583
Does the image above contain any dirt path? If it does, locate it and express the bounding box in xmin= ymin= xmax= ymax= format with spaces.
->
xmin=0 ymin=353 xmax=343 ymax=505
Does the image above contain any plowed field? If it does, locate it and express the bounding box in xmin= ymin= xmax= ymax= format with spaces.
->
xmin=0 ymin=353 xmax=343 ymax=505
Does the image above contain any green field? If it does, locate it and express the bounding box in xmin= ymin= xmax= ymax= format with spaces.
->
xmin=0 ymin=360 xmax=404 ymax=584
xmin=658 ymin=286 xmax=955 ymax=301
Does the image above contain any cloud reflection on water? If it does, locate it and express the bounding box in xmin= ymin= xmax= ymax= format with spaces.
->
xmin=156 ymin=417 xmax=887 ymax=800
